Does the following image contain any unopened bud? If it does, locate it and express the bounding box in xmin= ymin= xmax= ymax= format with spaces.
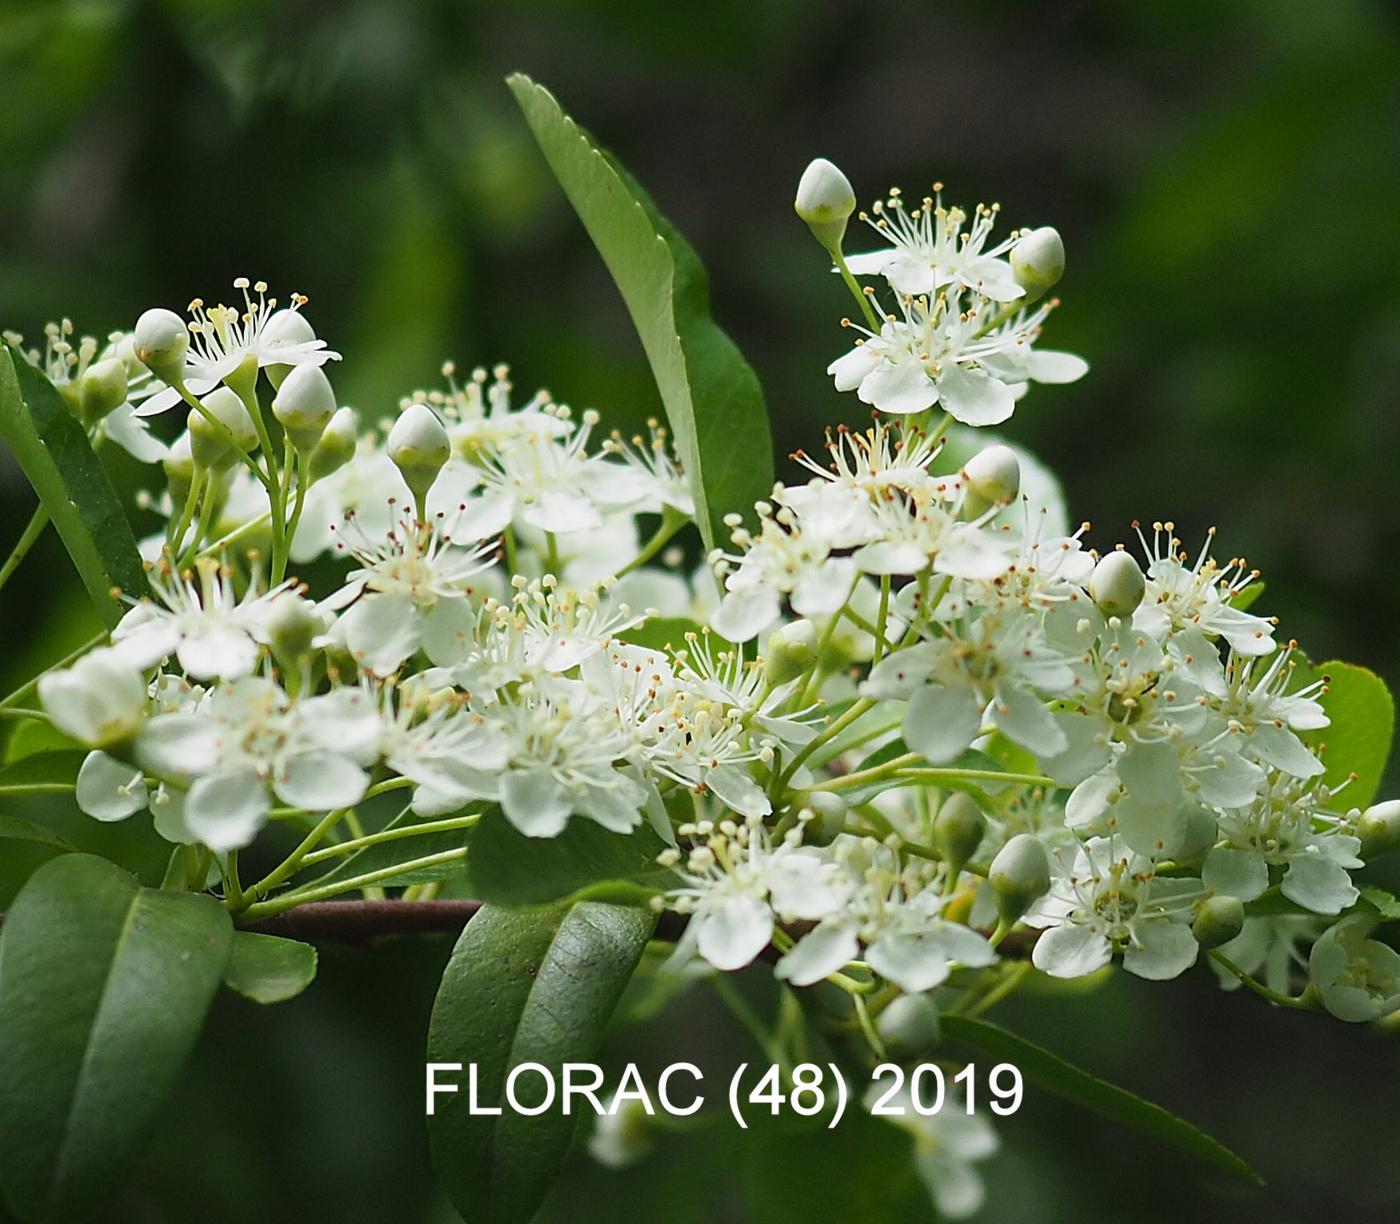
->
xmin=75 ymin=357 xmax=130 ymax=425
xmin=795 ymin=158 xmax=856 ymax=254
xmin=1358 ymin=800 xmax=1400 ymax=859
xmin=798 ymin=791 xmax=848 ymax=846
xmin=189 ymin=386 xmax=257 ymax=471
xmin=1011 ymin=226 xmax=1065 ymax=302
xmin=962 ymin=444 xmax=1020 ymax=514
xmin=387 ymin=403 xmax=451 ymax=515
xmin=308 ymin=406 xmax=358 ymax=483
xmin=272 ymin=363 xmax=336 ymax=453
xmin=263 ymin=591 xmax=321 ymax=665
xmin=132 ymin=308 xmax=189 ymax=380
xmin=989 ymin=833 xmax=1050 ymax=923
xmin=1192 ymin=894 xmax=1245 ymax=949
xmin=934 ymin=792 xmax=986 ymax=876
xmin=1089 ymin=551 xmax=1146 ymax=617
xmin=262 ymin=309 xmax=318 ymax=389
xmin=764 ymin=618 xmax=819 ymax=685
xmin=876 ymin=992 xmax=942 ymax=1057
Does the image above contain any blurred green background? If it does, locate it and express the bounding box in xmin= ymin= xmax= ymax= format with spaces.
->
xmin=3 ymin=1 xmax=1400 ymax=1221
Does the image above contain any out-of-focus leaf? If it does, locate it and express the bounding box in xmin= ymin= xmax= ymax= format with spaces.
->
xmin=1300 ymin=659 xmax=1394 ymax=809
xmin=466 ymin=808 xmax=674 ymax=907
xmin=0 ymin=749 xmax=85 ymax=793
xmin=427 ymin=901 xmax=655 ymax=1224
xmin=3 ymin=718 xmax=81 ymax=763
xmin=0 ymin=347 xmax=146 ymax=626
xmin=0 ymin=854 xmax=231 ymax=1222
xmin=507 ymin=74 xmax=773 ymax=551
xmin=942 ymin=1015 xmax=1262 ymax=1186
xmin=222 ymin=931 xmax=318 ymax=1005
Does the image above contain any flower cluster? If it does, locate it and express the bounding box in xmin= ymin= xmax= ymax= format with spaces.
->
xmin=17 ymin=157 xmax=1400 ymax=1221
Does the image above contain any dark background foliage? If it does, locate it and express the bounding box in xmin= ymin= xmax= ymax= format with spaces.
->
xmin=2 ymin=1 xmax=1399 ymax=1221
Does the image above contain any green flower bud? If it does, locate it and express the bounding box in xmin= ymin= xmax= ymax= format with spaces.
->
xmin=1358 ymin=800 xmax=1400 ymax=859
xmin=933 ymin=792 xmax=986 ymax=875
xmin=1192 ymin=894 xmax=1245 ymax=949
xmin=989 ymin=833 xmax=1050 ymax=923
xmin=795 ymin=158 xmax=856 ymax=254
xmin=387 ymin=403 xmax=451 ymax=516
xmin=764 ymin=618 xmax=819 ymax=686
xmin=962 ymin=444 xmax=1020 ymax=515
xmin=798 ymin=791 xmax=848 ymax=846
xmin=75 ymin=357 xmax=130 ymax=425
xmin=263 ymin=591 xmax=321 ymax=666
xmin=875 ymin=992 xmax=942 ymax=1057
xmin=132 ymin=308 xmax=189 ymax=381
xmin=272 ymin=363 xmax=336 ymax=453
xmin=1010 ymin=226 xmax=1065 ymax=302
xmin=1089 ymin=550 xmax=1146 ymax=617
xmin=308 ymin=406 xmax=358 ymax=483
xmin=189 ymin=386 xmax=258 ymax=472
xmin=262 ymin=308 xmax=318 ymax=389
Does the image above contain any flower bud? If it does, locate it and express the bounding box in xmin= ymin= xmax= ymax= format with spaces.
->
xmin=1011 ymin=226 xmax=1065 ymax=302
xmin=163 ymin=432 xmax=196 ymax=508
xmin=962 ymin=444 xmax=1020 ymax=514
xmin=1358 ymin=799 xmax=1400 ymax=859
xmin=1192 ymin=894 xmax=1245 ymax=949
xmin=989 ymin=833 xmax=1050 ymax=924
xmin=38 ymin=648 xmax=147 ymax=749
xmin=132 ymin=308 xmax=189 ymax=380
xmin=262 ymin=308 xmax=318 ymax=389
xmin=764 ymin=618 xmax=819 ymax=686
xmin=795 ymin=158 xmax=856 ymax=254
xmin=188 ymin=386 xmax=258 ymax=472
xmin=75 ymin=357 xmax=130 ymax=425
xmin=1309 ymin=916 xmax=1400 ymax=1023
xmin=262 ymin=591 xmax=321 ymax=665
xmin=798 ymin=791 xmax=848 ymax=846
xmin=876 ymin=992 xmax=942 ymax=1057
xmin=387 ymin=403 xmax=451 ymax=514
xmin=308 ymin=406 xmax=358 ymax=483
xmin=271 ymin=363 xmax=336 ymax=453
xmin=1089 ymin=551 xmax=1146 ymax=617
xmin=934 ymin=792 xmax=986 ymax=876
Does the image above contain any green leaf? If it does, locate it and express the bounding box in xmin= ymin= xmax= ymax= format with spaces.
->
xmin=427 ymin=901 xmax=655 ymax=1224
xmin=3 ymin=718 xmax=81 ymax=764
xmin=0 ymin=749 xmax=85 ymax=793
xmin=506 ymin=73 xmax=773 ymax=551
xmin=0 ymin=854 xmax=232 ymax=1222
xmin=0 ymin=347 xmax=146 ymax=626
xmin=617 ymin=616 xmax=707 ymax=654
xmin=941 ymin=1015 xmax=1262 ymax=1186
xmin=0 ymin=813 xmax=75 ymax=854
xmin=1306 ymin=659 xmax=1394 ymax=809
xmin=1228 ymin=580 xmax=1266 ymax=613
xmin=309 ymin=803 xmax=478 ymax=890
xmin=1359 ymin=885 xmax=1400 ymax=920
xmin=222 ymin=931 xmax=318 ymax=1005
xmin=466 ymin=808 xmax=674 ymax=907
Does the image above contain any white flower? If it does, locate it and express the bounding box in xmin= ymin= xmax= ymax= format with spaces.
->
xmin=587 ymin=1094 xmax=654 ymax=1170
xmin=864 ymin=1081 xmax=999 ymax=1220
xmin=378 ymin=689 xmax=510 ymax=816
xmin=135 ymin=677 xmax=380 ymax=851
xmin=846 ymin=190 xmax=1024 ymax=302
xmin=1308 ymin=916 xmax=1400 ymax=1022
xmin=865 ymin=890 xmax=997 ymax=992
xmin=827 ymin=289 xmax=1086 ymax=424
xmin=110 ymin=556 xmax=305 ymax=681
xmin=1026 ymin=836 xmax=1201 ymax=980
xmin=133 ymin=281 xmax=338 ymax=417
xmin=599 ymin=420 xmax=694 ymax=518
xmin=38 ymin=648 xmax=147 ymax=748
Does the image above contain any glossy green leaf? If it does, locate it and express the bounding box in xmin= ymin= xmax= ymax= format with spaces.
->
xmin=941 ymin=1015 xmax=1262 ymax=1186
xmin=0 ymin=347 xmax=146 ymax=626
xmin=618 ymin=616 xmax=707 ymax=654
xmin=427 ymin=901 xmax=655 ymax=1224
xmin=310 ymin=803 xmax=479 ymax=890
xmin=222 ymin=931 xmax=318 ymax=1004
xmin=507 ymin=73 xmax=773 ymax=551
xmin=3 ymin=718 xmax=81 ymax=764
xmin=466 ymin=808 xmax=674 ymax=907
xmin=0 ymin=813 xmax=75 ymax=854
xmin=0 ymin=854 xmax=232 ymax=1222
xmin=1305 ymin=659 xmax=1394 ymax=809
xmin=0 ymin=749 xmax=85 ymax=794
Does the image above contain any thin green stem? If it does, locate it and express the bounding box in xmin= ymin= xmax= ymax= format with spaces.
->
xmin=0 ymin=706 xmax=50 ymax=721
xmin=773 ymin=697 xmax=875 ymax=796
xmin=1209 ymin=950 xmax=1317 ymax=1010
xmin=0 ymin=505 xmax=50 ymax=595
xmin=964 ymin=961 xmax=1032 ymax=1019
xmin=616 ymin=506 xmax=687 ymax=579
xmin=224 ymin=849 xmax=246 ymax=909
xmin=710 ymin=975 xmax=791 ymax=1075
xmin=544 ymin=531 xmax=561 ymax=578
xmin=176 ymin=383 xmax=273 ymax=494
xmin=833 ymin=250 xmax=882 ymax=331
xmin=166 ymin=468 xmax=206 ymax=554
xmin=239 ymin=807 xmax=348 ymax=907
xmin=177 ymin=479 xmax=221 ymax=568
xmin=871 ymin=575 xmax=891 ymax=665
xmin=238 ymin=846 xmax=468 ymax=919
xmin=297 ymin=812 xmax=480 ymax=868
xmin=0 ymin=783 xmax=75 ymax=796
xmin=797 ymin=573 xmax=862 ymax=706
xmin=276 ymin=449 xmax=309 ymax=584
xmin=852 ymin=992 xmax=888 ymax=1060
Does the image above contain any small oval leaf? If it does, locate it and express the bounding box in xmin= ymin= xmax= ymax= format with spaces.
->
xmin=223 ymin=931 xmax=318 ymax=1005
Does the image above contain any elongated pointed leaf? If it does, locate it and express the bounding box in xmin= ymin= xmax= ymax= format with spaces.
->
xmin=466 ymin=808 xmax=674 ymax=907
xmin=506 ymin=74 xmax=773 ymax=551
xmin=941 ymin=1015 xmax=1261 ymax=1185
xmin=0 ymin=854 xmax=232 ymax=1222
xmin=222 ymin=931 xmax=317 ymax=1004
xmin=0 ymin=348 xmax=146 ymax=624
xmin=427 ymin=901 xmax=655 ymax=1224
